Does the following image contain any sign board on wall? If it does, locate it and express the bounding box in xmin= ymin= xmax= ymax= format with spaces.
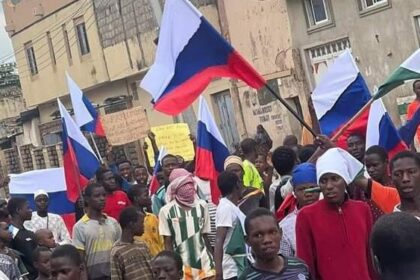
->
xmin=102 ymin=107 xmax=150 ymax=146
xmin=145 ymin=123 xmax=194 ymax=166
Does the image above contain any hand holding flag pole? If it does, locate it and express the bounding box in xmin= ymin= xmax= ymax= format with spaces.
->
xmin=140 ymin=0 xmax=316 ymax=138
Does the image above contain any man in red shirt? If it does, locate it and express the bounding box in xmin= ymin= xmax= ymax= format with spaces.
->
xmin=406 ymin=80 xmax=420 ymax=145
xmin=96 ymin=168 xmax=131 ymax=220
xmin=296 ymin=148 xmax=375 ymax=280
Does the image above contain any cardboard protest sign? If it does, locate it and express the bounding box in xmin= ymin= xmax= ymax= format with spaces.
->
xmin=102 ymin=107 xmax=150 ymax=146
xmin=145 ymin=123 xmax=194 ymax=166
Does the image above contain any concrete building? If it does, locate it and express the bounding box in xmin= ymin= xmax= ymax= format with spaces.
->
xmin=286 ymin=0 xmax=420 ymax=124
xmin=2 ymin=0 xmax=315 ymax=172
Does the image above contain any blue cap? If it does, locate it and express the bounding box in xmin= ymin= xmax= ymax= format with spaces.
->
xmin=291 ymin=163 xmax=317 ymax=188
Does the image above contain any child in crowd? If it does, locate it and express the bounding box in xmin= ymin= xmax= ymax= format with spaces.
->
xmin=152 ymin=251 xmax=184 ymax=280
xmin=128 ymin=185 xmax=164 ymax=256
xmin=33 ymin=247 xmax=52 ymax=280
xmin=110 ymin=207 xmax=153 ymax=280
xmin=35 ymin=229 xmax=57 ymax=249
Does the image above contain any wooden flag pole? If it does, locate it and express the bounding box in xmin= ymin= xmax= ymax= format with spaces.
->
xmin=331 ymin=98 xmax=374 ymax=141
xmin=89 ymin=132 xmax=104 ymax=164
xmin=265 ymin=84 xmax=317 ymax=137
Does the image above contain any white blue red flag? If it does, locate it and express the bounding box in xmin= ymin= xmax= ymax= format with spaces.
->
xmin=9 ymin=168 xmax=76 ymax=233
xmin=66 ymin=73 xmax=105 ymax=136
xmin=149 ymin=147 xmax=168 ymax=195
xmin=366 ymin=99 xmax=407 ymax=158
xmin=312 ymin=49 xmax=371 ymax=148
xmin=140 ymin=0 xmax=265 ymax=115
xmin=399 ymin=106 xmax=420 ymax=147
xmin=195 ymin=97 xmax=230 ymax=204
xmin=58 ymin=99 xmax=100 ymax=202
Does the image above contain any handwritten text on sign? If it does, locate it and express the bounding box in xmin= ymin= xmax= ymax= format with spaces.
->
xmin=145 ymin=123 xmax=194 ymax=166
xmin=102 ymin=107 xmax=150 ymax=146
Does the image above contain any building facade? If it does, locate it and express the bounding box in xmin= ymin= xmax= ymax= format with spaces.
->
xmin=2 ymin=0 xmax=317 ymax=174
xmin=286 ymin=0 xmax=420 ymax=124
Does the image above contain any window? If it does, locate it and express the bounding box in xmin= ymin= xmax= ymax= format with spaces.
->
xmin=25 ymin=43 xmax=38 ymax=75
xmin=74 ymin=19 xmax=90 ymax=55
xmin=46 ymin=32 xmax=56 ymax=66
xmin=361 ymin=0 xmax=387 ymax=9
xmin=62 ymin=24 xmax=72 ymax=63
xmin=304 ymin=0 xmax=330 ymax=26
xmin=306 ymin=38 xmax=351 ymax=86
xmin=415 ymin=15 xmax=420 ymax=46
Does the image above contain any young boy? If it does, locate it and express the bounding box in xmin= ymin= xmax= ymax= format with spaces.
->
xmin=240 ymin=208 xmax=310 ymax=279
xmin=215 ymin=171 xmax=246 ymax=280
xmin=33 ymin=247 xmax=52 ymax=280
xmin=110 ymin=207 xmax=154 ymax=280
xmin=50 ymin=244 xmax=88 ymax=280
xmin=152 ymin=251 xmax=184 ymax=280
xmin=35 ymin=229 xmax=57 ymax=249
xmin=128 ymin=185 xmax=163 ymax=256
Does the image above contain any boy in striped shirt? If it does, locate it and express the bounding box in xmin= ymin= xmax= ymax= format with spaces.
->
xmin=240 ymin=208 xmax=310 ymax=280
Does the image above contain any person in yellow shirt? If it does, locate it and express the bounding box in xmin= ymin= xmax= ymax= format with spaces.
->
xmin=127 ymin=185 xmax=164 ymax=256
xmin=241 ymin=138 xmax=264 ymax=191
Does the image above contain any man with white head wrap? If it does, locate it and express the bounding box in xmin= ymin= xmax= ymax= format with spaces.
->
xmin=295 ymin=148 xmax=376 ymax=280
xmin=25 ymin=189 xmax=71 ymax=245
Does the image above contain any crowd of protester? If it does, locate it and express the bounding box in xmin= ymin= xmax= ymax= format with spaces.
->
xmin=1 ymin=122 xmax=420 ymax=280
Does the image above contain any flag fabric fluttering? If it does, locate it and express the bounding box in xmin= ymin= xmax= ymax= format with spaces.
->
xmin=399 ymin=106 xmax=420 ymax=147
xmin=140 ymin=0 xmax=265 ymax=116
xmin=9 ymin=168 xmax=76 ymax=234
xmin=312 ymin=49 xmax=371 ymax=148
xmin=195 ymin=97 xmax=230 ymax=204
xmin=365 ymin=99 xmax=407 ymax=158
xmin=149 ymin=147 xmax=168 ymax=195
xmin=375 ymin=49 xmax=420 ymax=99
xmin=58 ymin=99 xmax=100 ymax=202
xmin=66 ymin=73 xmax=105 ymax=136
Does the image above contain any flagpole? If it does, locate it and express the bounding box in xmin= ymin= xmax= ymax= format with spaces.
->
xmin=89 ymin=132 xmax=104 ymax=164
xmin=265 ymin=84 xmax=317 ymax=137
xmin=331 ymin=98 xmax=374 ymax=141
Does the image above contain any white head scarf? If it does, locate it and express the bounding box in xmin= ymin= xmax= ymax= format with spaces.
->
xmin=316 ymin=148 xmax=363 ymax=184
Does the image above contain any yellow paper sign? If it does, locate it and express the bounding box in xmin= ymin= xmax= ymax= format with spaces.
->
xmin=102 ymin=107 xmax=150 ymax=146
xmin=145 ymin=123 xmax=194 ymax=166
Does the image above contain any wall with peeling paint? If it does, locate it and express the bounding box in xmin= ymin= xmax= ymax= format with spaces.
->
xmin=286 ymin=0 xmax=420 ymax=125
xmin=220 ymin=0 xmax=312 ymax=147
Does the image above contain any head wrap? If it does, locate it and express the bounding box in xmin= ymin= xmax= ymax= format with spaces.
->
xmin=291 ymin=163 xmax=317 ymax=188
xmin=166 ymin=168 xmax=197 ymax=208
xmin=316 ymin=148 xmax=363 ymax=185
xmin=34 ymin=189 xmax=48 ymax=200
xmin=224 ymin=155 xmax=243 ymax=170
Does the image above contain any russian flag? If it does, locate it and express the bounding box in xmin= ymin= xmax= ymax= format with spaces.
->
xmin=149 ymin=147 xmax=168 ymax=195
xmin=195 ymin=97 xmax=230 ymax=204
xmin=58 ymin=99 xmax=100 ymax=202
xmin=9 ymin=168 xmax=76 ymax=234
xmin=67 ymin=73 xmax=105 ymax=136
xmin=366 ymin=99 xmax=407 ymax=158
xmin=140 ymin=0 xmax=265 ymax=116
xmin=312 ymin=49 xmax=371 ymax=148
xmin=399 ymin=106 xmax=420 ymax=147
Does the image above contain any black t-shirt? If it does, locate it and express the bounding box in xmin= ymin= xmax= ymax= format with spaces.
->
xmin=10 ymin=226 xmax=38 ymax=279
xmin=239 ymin=255 xmax=311 ymax=280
